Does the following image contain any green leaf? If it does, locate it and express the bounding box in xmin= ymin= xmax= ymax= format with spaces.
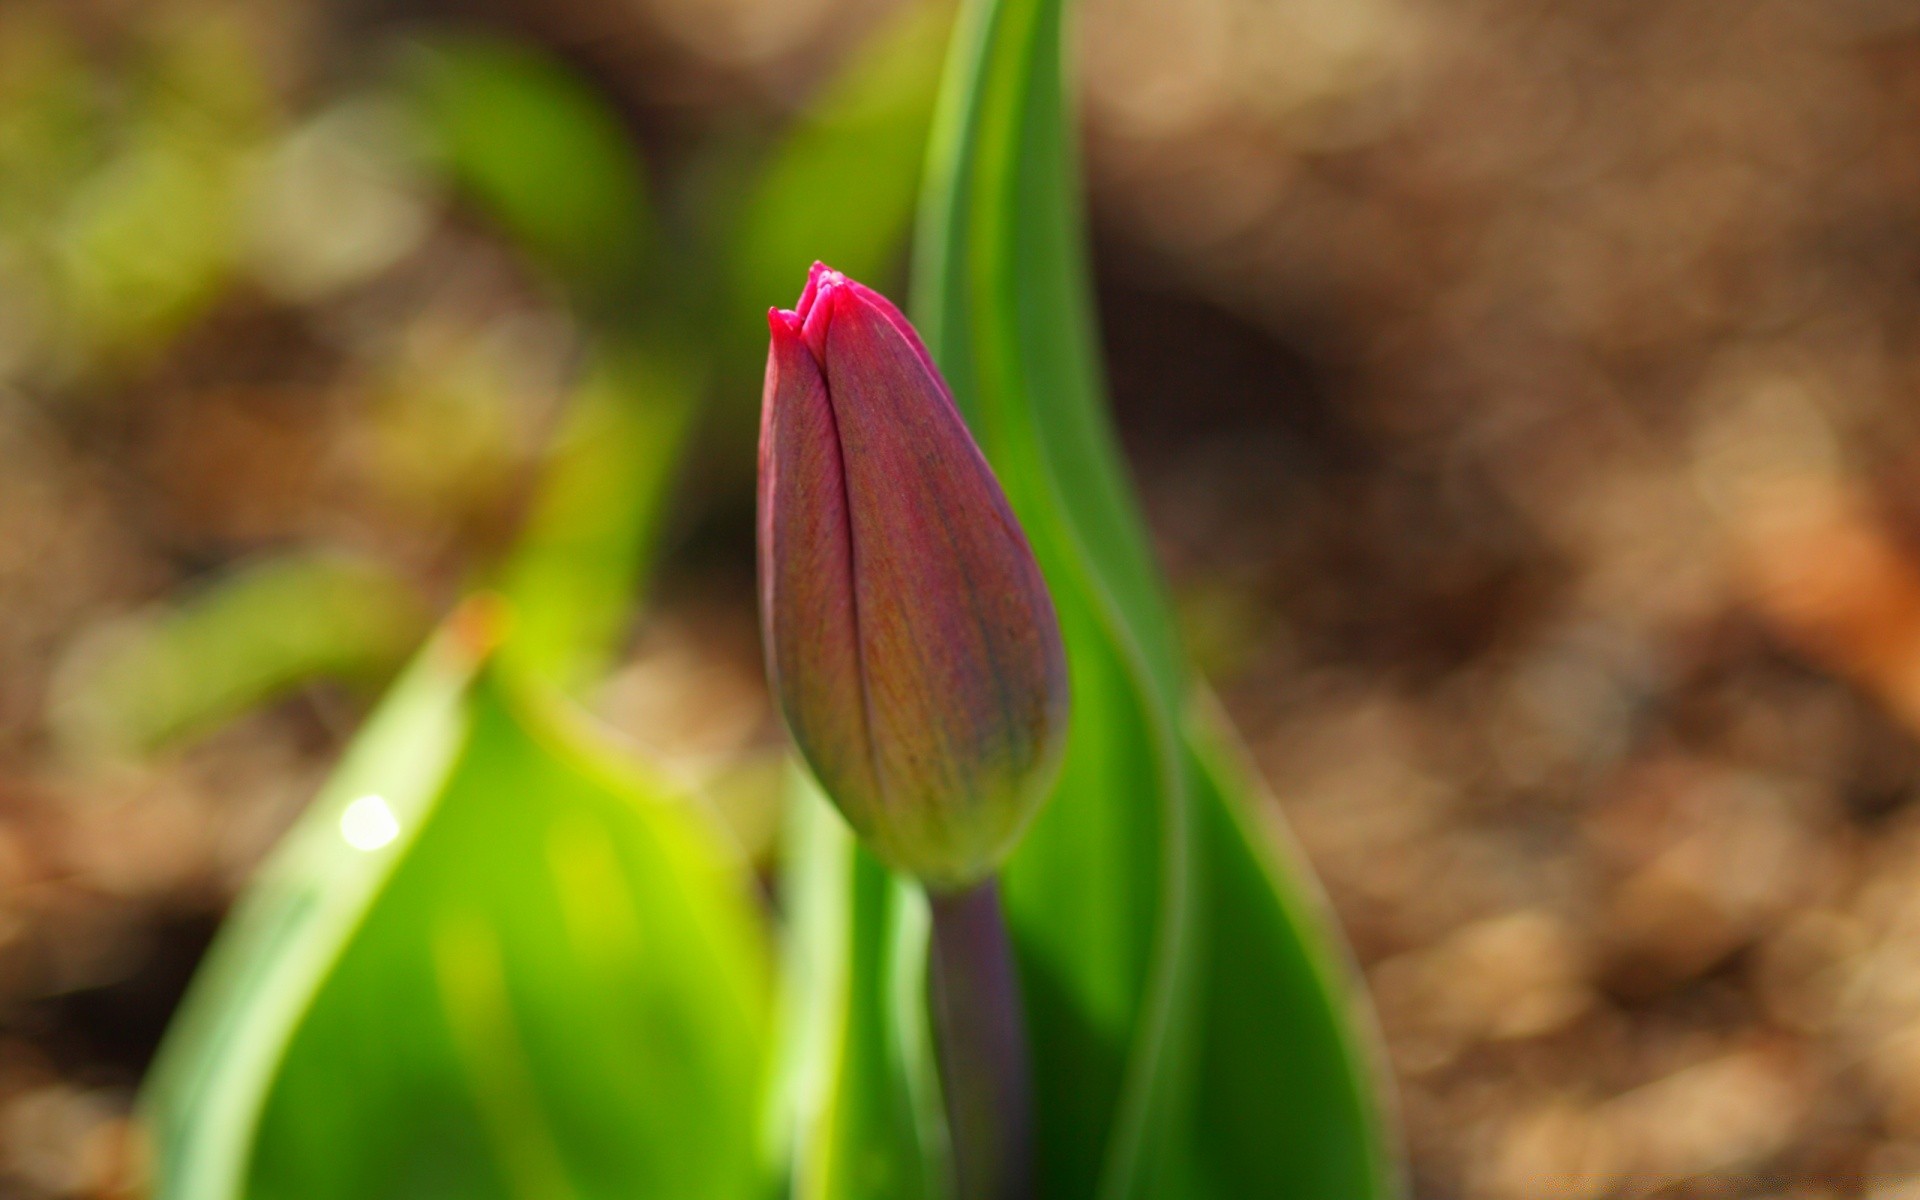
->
xmin=1180 ymin=701 xmax=1402 ymax=1198
xmin=912 ymin=0 xmax=1400 ymax=1196
xmin=140 ymin=605 xmax=773 ymax=1199
xmin=49 ymin=550 xmax=428 ymax=760
xmin=769 ymin=772 xmax=949 ymax=1200
xmin=915 ymin=1 xmax=1192 ymax=1194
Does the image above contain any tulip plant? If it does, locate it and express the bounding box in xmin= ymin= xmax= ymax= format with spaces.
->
xmin=762 ymin=263 xmax=1068 ymax=1197
xmin=138 ymin=0 xmax=1401 ymax=1197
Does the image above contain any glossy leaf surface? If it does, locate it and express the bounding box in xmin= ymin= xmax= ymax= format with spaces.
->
xmin=141 ymin=610 xmax=772 ymax=1199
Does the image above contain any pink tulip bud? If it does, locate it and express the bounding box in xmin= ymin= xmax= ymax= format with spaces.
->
xmin=758 ymin=263 xmax=1068 ymax=889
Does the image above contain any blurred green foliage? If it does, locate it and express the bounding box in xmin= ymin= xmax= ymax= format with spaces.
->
xmin=773 ymin=772 xmax=949 ymax=1200
xmin=50 ymin=552 xmax=429 ymax=761
xmin=0 ymin=6 xmax=272 ymax=373
xmin=404 ymin=35 xmax=654 ymax=317
xmin=123 ymin=4 xmax=955 ymax=1197
xmin=727 ymin=0 xmax=951 ymax=370
xmin=40 ymin=0 xmax=948 ymax=739
xmin=494 ymin=338 xmax=702 ymax=688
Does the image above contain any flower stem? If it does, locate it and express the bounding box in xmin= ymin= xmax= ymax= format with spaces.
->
xmin=928 ymin=879 xmax=1032 ymax=1200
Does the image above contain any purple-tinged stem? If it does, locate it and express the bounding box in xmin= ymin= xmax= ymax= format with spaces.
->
xmin=928 ymin=879 xmax=1033 ymax=1200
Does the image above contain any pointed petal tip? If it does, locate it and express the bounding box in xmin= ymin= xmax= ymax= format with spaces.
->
xmin=795 ymin=261 xmax=845 ymax=323
xmin=768 ymin=306 xmax=802 ymax=337
xmin=800 ymin=275 xmax=841 ymax=360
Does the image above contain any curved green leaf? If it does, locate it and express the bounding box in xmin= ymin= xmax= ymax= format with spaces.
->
xmin=140 ymin=606 xmax=772 ymax=1199
xmin=1181 ymin=701 xmax=1402 ymax=1198
xmin=770 ymin=774 xmax=949 ymax=1200
xmin=915 ymin=1 xmax=1191 ymax=1194
xmin=912 ymin=0 xmax=1400 ymax=1195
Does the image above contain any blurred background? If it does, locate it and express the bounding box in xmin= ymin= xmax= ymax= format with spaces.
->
xmin=0 ymin=0 xmax=1916 ymax=1196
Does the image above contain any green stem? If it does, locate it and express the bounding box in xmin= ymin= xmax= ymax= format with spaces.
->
xmin=928 ymin=878 xmax=1032 ymax=1200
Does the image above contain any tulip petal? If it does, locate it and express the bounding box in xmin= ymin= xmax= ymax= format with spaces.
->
xmin=808 ymin=264 xmax=948 ymax=399
xmin=814 ymin=279 xmax=1067 ymax=887
xmin=794 ymin=260 xmax=831 ymax=325
xmin=759 ymin=309 xmax=883 ymax=817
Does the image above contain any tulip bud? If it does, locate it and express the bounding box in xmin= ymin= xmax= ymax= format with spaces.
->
xmin=758 ymin=263 xmax=1068 ymax=890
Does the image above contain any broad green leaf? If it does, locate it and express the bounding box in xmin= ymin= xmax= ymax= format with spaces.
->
xmin=913 ymin=0 xmax=1399 ymax=1196
xmin=49 ymin=551 xmax=428 ymax=760
xmin=401 ymin=34 xmax=652 ymax=314
xmin=140 ymin=606 xmax=772 ymax=1200
xmin=770 ymin=773 xmax=948 ymax=1200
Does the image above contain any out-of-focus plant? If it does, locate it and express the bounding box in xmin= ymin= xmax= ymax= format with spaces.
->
xmin=723 ymin=0 xmax=954 ymax=424
xmin=405 ymin=9 xmax=949 ymax=687
xmin=0 ymin=5 xmax=273 ymax=377
xmin=397 ymin=32 xmax=685 ymax=690
xmin=129 ymin=5 xmax=953 ymax=1198
xmin=52 ymin=1 xmax=948 ymax=746
xmin=136 ymin=0 xmax=1401 ymax=1197
xmin=48 ymin=551 xmax=430 ymax=762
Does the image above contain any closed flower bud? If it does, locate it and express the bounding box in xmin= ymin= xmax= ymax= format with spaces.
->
xmin=758 ymin=263 xmax=1068 ymax=890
